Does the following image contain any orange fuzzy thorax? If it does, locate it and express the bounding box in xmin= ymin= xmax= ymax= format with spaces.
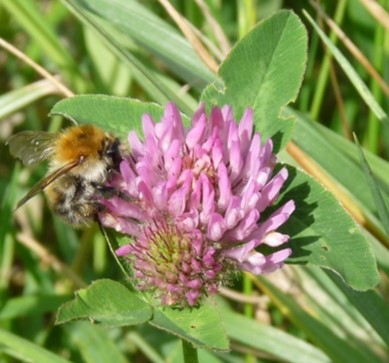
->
xmin=54 ymin=125 xmax=106 ymax=165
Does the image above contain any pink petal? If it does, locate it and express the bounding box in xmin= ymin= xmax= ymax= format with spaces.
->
xmin=225 ymin=196 xmax=244 ymax=229
xmin=168 ymin=177 xmax=191 ymax=216
xmin=142 ymin=113 xmax=156 ymax=140
xmin=223 ymin=239 xmax=257 ymax=261
xmin=207 ymin=212 xmax=226 ymax=240
xmin=221 ymin=105 xmax=234 ymax=122
xmin=262 ymin=232 xmax=289 ymax=247
xmin=238 ymin=108 xmax=253 ymax=145
xmin=177 ymin=209 xmax=199 ymax=232
xmin=260 ymin=249 xmax=292 ymax=274
xmin=186 ymin=114 xmax=206 ymax=149
xmin=210 ymin=106 xmax=224 ymax=130
xmin=224 ymin=209 xmax=259 ymax=240
xmin=199 ymin=176 xmax=215 ymax=224
xmin=128 ymin=131 xmax=144 ymax=157
xmin=239 ymin=251 xmax=267 ymax=274
xmin=229 ymin=140 xmax=244 ymax=181
xmin=116 ymin=244 xmax=133 ymax=257
xmin=211 ymin=139 xmax=223 ymax=169
xmin=191 ymin=103 xmax=205 ymax=126
xmin=99 ymin=212 xmax=140 ymax=236
xmin=217 ymin=163 xmax=232 ymax=210
xmin=257 ymin=168 xmax=288 ymax=212
xmin=256 ymin=200 xmax=295 ymax=237
xmin=241 ymin=133 xmax=261 ymax=178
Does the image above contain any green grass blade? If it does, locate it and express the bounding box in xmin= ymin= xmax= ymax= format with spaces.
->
xmin=258 ymin=276 xmax=384 ymax=363
xmin=309 ymin=0 xmax=347 ymax=121
xmin=126 ymin=332 xmax=166 ymax=363
xmin=304 ymin=10 xmax=388 ymax=126
xmin=290 ymin=266 xmax=384 ymax=348
xmin=0 ymin=80 xmax=57 ymax=121
xmin=61 ymin=0 xmax=194 ymax=114
xmin=84 ymin=27 xmax=133 ymax=96
xmin=65 ymin=322 xmax=129 ymax=363
xmin=0 ymin=167 xmax=19 ymax=294
xmin=0 ymin=295 xmax=71 ymax=320
xmin=74 ymin=0 xmax=217 ymax=87
xmin=354 ymin=135 xmax=389 ymax=236
xmin=223 ymin=309 xmax=331 ymax=363
xmin=0 ymin=328 xmax=76 ymax=363
xmin=329 ymin=271 xmax=389 ymax=347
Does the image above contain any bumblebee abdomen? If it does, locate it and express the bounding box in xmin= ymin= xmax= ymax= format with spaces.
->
xmin=46 ymin=175 xmax=101 ymax=227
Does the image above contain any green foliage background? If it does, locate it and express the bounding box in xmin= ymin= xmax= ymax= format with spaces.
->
xmin=0 ymin=1 xmax=388 ymax=362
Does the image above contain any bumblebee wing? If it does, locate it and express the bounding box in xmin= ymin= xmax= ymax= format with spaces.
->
xmin=16 ymin=160 xmax=79 ymax=209
xmin=6 ymin=131 xmax=58 ymax=166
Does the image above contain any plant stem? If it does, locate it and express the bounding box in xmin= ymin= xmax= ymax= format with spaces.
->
xmin=243 ymin=274 xmax=256 ymax=363
xmin=182 ymin=339 xmax=199 ymax=363
xmin=243 ymin=274 xmax=254 ymax=318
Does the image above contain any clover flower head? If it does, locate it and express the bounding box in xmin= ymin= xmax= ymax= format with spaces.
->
xmin=100 ymin=102 xmax=295 ymax=307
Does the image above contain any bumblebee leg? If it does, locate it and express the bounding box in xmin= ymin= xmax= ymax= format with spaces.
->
xmin=92 ymin=183 xmax=132 ymax=201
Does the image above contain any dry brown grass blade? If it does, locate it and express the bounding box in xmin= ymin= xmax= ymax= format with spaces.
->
xmin=315 ymin=12 xmax=352 ymax=139
xmin=16 ymin=232 xmax=86 ymax=288
xmin=360 ymin=0 xmax=389 ymax=32
xmin=219 ymin=287 xmax=267 ymax=305
xmin=186 ymin=18 xmax=225 ymax=62
xmin=311 ymin=1 xmax=389 ymax=98
xmin=329 ymin=59 xmax=353 ymax=140
xmin=193 ymin=0 xmax=231 ymax=57
xmin=0 ymin=37 xmax=74 ymax=98
xmin=157 ymin=0 xmax=219 ymax=73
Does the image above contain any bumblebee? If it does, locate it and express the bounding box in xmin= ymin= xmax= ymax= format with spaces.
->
xmin=7 ymin=124 xmax=122 ymax=227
